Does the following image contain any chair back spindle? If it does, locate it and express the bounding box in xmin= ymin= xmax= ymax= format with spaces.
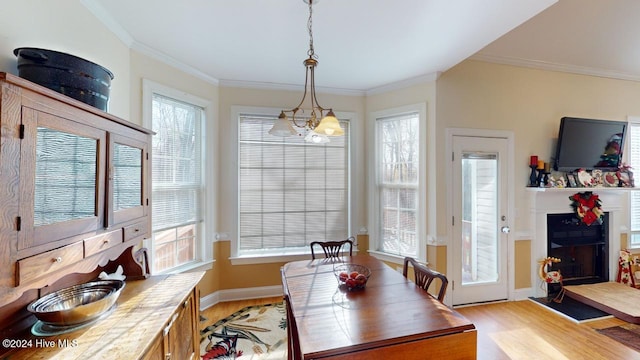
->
xmin=402 ymin=256 xmax=448 ymax=303
xmin=310 ymin=237 xmax=354 ymax=259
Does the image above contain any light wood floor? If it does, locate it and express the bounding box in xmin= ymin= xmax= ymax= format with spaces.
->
xmin=201 ymin=298 xmax=640 ymax=359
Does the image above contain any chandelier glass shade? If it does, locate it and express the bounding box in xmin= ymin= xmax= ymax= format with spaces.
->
xmin=269 ymin=0 xmax=344 ymax=139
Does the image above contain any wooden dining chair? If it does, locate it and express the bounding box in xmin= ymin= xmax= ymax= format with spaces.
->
xmin=281 ymin=268 xmax=302 ymax=360
xmin=309 ymin=236 xmax=355 ymax=259
xmin=403 ymin=256 xmax=449 ymax=303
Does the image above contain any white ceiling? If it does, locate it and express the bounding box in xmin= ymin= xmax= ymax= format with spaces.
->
xmin=474 ymin=0 xmax=640 ymax=82
xmin=83 ymin=0 xmax=640 ymax=93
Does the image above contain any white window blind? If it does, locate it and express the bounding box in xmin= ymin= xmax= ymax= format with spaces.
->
xmin=629 ymin=122 xmax=640 ymax=246
xmin=376 ymin=112 xmax=419 ymax=257
xmin=151 ymin=94 xmax=203 ymax=272
xmin=238 ymin=114 xmax=350 ymax=255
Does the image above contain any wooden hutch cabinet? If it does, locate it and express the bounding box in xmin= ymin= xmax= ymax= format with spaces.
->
xmin=0 ymin=73 xmax=202 ymax=359
xmin=0 ymin=72 xmax=151 ymax=292
xmin=142 ymin=285 xmax=199 ymax=360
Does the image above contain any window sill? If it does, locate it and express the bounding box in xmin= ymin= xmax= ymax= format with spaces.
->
xmin=157 ymin=259 xmax=215 ymax=275
xmin=230 ymin=249 xmax=361 ymax=265
xmin=368 ymin=250 xmax=426 ymax=266
xmin=230 ymin=253 xmax=311 ymax=265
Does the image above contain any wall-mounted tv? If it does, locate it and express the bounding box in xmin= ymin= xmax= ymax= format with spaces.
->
xmin=554 ymin=117 xmax=627 ymax=172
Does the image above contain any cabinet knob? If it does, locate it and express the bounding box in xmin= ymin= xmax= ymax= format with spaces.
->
xmin=53 ymin=257 xmax=62 ymax=263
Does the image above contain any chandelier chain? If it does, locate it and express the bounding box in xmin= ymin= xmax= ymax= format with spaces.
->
xmin=268 ymin=0 xmax=343 ymax=139
xmin=307 ymin=0 xmax=316 ymax=59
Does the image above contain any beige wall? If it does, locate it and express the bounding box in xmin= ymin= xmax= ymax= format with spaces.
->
xmin=202 ymin=235 xmax=372 ymax=296
xmin=514 ymin=240 xmax=532 ymax=289
xmin=437 ymin=59 xmax=640 ymax=289
xmin=426 ymin=245 xmax=447 ymax=274
xmin=128 ymin=50 xmax=219 ymax=126
xmin=365 ymin=81 xmax=439 ymax=266
xmin=0 ymin=0 xmax=131 ymax=119
xmin=4 ymin=1 xmax=638 ymax=301
xmin=437 ymin=60 xmax=640 ymax=234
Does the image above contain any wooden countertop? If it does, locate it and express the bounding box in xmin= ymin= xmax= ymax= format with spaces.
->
xmin=565 ymin=281 xmax=640 ymax=323
xmin=3 ymin=272 xmax=204 ymax=359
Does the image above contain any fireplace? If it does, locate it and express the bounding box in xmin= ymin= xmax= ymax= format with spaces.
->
xmin=546 ymin=212 xmax=609 ymax=295
xmin=528 ymin=189 xmax=624 ymax=299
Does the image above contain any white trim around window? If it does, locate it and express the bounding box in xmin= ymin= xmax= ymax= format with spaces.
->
xmin=368 ymin=103 xmax=428 ymax=263
xmin=627 ymin=116 xmax=640 ymax=249
xmin=142 ymin=79 xmax=216 ymax=273
xmin=229 ymin=106 xmax=357 ymax=265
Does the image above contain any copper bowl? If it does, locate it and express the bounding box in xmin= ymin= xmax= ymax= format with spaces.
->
xmin=27 ymin=280 xmax=125 ymax=326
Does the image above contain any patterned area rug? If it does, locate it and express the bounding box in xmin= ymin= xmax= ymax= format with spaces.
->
xmin=596 ymin=324 xmax=640 ymax=352
xmin=200 ymin=302 xmax=287 ymax=359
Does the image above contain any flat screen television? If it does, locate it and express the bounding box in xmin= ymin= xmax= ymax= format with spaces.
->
xmin=554 ymin=117 xmax=627 ymax=172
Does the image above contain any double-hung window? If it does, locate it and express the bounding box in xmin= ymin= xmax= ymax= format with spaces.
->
xmin=236 ymin=108 xmax=350 ymax=257
xmin=628 ymin=118 xmax=640 ymax=248
xmin=143 ymin=79 xmax=212 ymax=273
xmin=372 ymin=105 xmax=425 ymax=259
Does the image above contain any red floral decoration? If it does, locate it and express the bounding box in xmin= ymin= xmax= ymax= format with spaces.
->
xmin=569 ymin=191 xmax=603 ymax=226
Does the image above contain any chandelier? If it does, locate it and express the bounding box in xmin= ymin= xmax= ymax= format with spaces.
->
xmin=268 ymin=0 xmax=344 ymax=140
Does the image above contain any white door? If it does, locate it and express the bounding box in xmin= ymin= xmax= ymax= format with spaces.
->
xmin=451 ymin=135 xmax=510 ymax=305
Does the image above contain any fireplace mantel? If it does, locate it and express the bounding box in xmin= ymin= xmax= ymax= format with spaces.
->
xmin=527 ymin=187 xmax=629 ymax=297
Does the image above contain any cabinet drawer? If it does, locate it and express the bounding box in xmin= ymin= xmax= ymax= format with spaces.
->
xmin=16 ymin=242 xmax=84 ymax=286
xmin=123 ymin=221 xmax=148 ymax=242
xmin=84 ymin=230 xmax=123 ymax=257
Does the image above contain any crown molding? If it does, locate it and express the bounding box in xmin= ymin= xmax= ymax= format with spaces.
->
xmin=131 ymin=42 xmax=219 ymax=85
xmin=471 ymin=53 xmax=640 ymax=83
xmin=83 ymin=0 xmax=219 ymax=85
xmin=81 ymin=0 xmax=135 ymax=47
xmin=365 ymin=72 xmax=441 ymax=96
xmin=83 ymin=0 xmax=441 ymax=94
xmin=222 ymin=72 xmax=442 ymax=96
xmin=220 ymin=71 xmax=442 ymax=96
xmin=218 ymin=79 xmax=364 ymax=96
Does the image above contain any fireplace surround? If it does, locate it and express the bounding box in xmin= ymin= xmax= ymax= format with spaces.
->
xmin=546 ymin=212 xmax=609 ymax=295
xmin=528 ymin=188 xmax=625 ymax=298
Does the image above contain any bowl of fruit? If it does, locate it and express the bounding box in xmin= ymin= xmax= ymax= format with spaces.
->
xmin=334 ymin=264 xmax=371 ymax=291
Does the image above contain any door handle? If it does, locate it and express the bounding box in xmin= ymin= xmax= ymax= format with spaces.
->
xmin=501 ymin=226 xmax=511 ymax=234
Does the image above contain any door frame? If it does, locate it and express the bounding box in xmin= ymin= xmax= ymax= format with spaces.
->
xmin=445 ymin=128 xmax=516 ymax=304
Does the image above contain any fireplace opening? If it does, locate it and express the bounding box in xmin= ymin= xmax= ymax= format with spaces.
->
xmin=546 ymin=212 xmax=609 ymax=296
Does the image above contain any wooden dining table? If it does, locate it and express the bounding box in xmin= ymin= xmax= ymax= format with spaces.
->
xmin=281 ymin=255 xmax=477 ymax=359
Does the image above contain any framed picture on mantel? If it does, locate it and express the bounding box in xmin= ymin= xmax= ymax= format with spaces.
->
xmin=566 ymin=173 xmax=578 ymax=188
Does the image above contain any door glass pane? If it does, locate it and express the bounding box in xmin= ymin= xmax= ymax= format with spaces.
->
xmin=461 ymin=152 xmax=498 ymax=285
xmin=113 ymin=143 xmax=142 ymax=210
xmin=34 ymin=127 xmax=97 ymax=226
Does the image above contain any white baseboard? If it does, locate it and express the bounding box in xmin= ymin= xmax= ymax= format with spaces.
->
xmin=199 ymin=285 xmax=282 ymax=311
xmin=199 ymin=286 xmax=535 ymax=311
xmin=512 ymin=287 xmax=533 ymax=301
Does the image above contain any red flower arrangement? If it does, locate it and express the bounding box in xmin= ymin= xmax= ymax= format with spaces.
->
xmin=569 ymin=191 xmax=603 ymax=226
